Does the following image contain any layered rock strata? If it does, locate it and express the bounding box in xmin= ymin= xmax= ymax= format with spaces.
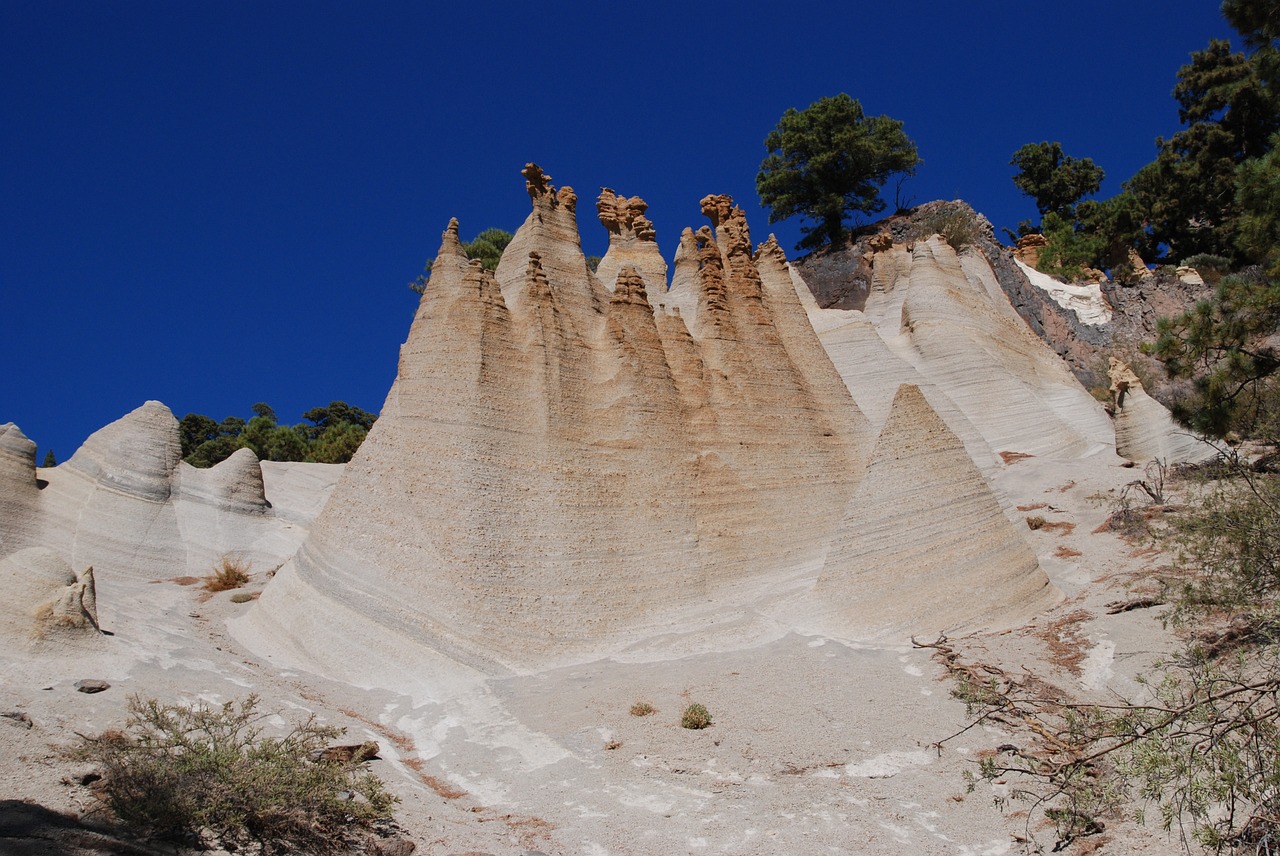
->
xmin=250 ymin=166 xmax=881 ymax=674
xmin=7 ymin=402 xmax=317 ymax=587
xmin=813 ymin=235 xmax=1115 ymax=460
xmin=1108 ymin=358 xmax=1216 ymax=463
xmin=815 ymin=385 xmax=1060 ymax=638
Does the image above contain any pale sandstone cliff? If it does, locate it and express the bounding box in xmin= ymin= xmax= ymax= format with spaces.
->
xmin=246 ymin=168 xmax=876 ymax=677
xmin=236 ymin=167 xmax=1071 ymax=683
xmin=4 ymin=172 xmax=1172 ymax=687
xmin=6 ymin=402 xmax=324 ymax=592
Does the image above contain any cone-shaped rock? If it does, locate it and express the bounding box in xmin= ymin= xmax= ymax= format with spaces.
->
xmin=245 ymin=168 xmax=870 ymax=678
xmin=176 ymin=447 xmax=269 ymax=513
xmin=595 ymin=188 xmax=667 ymax=297
xmin=1108 ymin=358 xmax=1216 ymax=464
xmin=62 ymin=401 xmax=182 ymax=501
xmin=816 ymin=384 xmax=1060 ymax=639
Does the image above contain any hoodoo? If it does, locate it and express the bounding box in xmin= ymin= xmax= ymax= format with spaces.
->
xmin=243 ymin=165 xmax=885 ymax=677
xmin=239 ymin=165 xmax=1072 ymax=683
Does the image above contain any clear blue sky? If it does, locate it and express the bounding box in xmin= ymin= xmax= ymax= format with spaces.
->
xmin=2 ymin=1 xmax=1235 ymax=461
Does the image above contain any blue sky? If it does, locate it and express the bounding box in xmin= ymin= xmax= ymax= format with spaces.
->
xmin=2 ymin=1 xmax=1235 ymax=460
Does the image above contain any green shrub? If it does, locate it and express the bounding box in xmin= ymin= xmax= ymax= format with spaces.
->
xmin=1180 ymin=253 xmax=1233 ymax=283
xmin=680 ymin=703 xmax=712 ymax=730
xmin=75 ymin=695 xmax=397 ymax=853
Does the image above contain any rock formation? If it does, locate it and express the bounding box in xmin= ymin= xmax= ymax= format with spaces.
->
xmin=0 ymin=423 xmax=40 ymax=555
xmin=246 ymin=167 xmax=875 ymax=676
xmin=849 ymin=236 xmax=1114 ymax=458
xmin=229 ymin=166 xmax=1086 ymax=685
xmin=3 ymin=402 xmax=321 ymax=591
xmin=5 ymin=170 xmax=1156 ymax=690
xmin=815 ymin=385 xmax=1059 ymax=638
xmin=1013 ymin=232 xmax=1048 ymax=268
xmin=793 ymin=203 xmax=1212 ymax=465
xmin=595 ymin=188 xmax=666 ymax=297
xmin=0 ymin=548 xmax=100 ymax=645
xmin=1108 ymin=358 xmax=1216 ymax=464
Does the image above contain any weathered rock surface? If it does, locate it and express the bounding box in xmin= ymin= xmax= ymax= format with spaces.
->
xmin=0 ymin=403 xmax=332 ymax=614
xmin=0 ymin=548 xmax=100 ymax=645
xmin=595 ymin=187 xmax=666 ymax=297
xmin=246 ymin=170 xmax=878 ymax=677
xmin=1013 ymin=232 xmax=1048 ymax=268
xmin=232 ymin=168 xmax=1087 ymax=685
xmin=5 ymin=177 xmax=1191 ymax=691
xmin=794 ymin=202 xmax=1214 ymax=457
xmin=0 ymin=423 xmax=40 ymax=555
xmin=1108 ymin=358 xmax=1216 ymax=463
xmin=815 ymin=385 xmax=1059 ymax=638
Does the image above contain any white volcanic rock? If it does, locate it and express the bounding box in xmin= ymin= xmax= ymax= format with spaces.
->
xmin=883 ymin=240 xmax=1114 ymax=458
xmin=243 ymin=172 xmax=875 ymax=676
xmin=0 ymin=423 xmax=40 ymax=554
xmin=1108 ymin=358 xmax=1217 ymax=464
xmin=10 ymin=402 xmax=324 ymax=586
xmin=1016 ymin=259 xmax=1113 ymax=326
xmin=0 ymin=547 xmax=100 ymax=646
xmin=37 ymin=402 xmax=188 ymax=582
xmin=815 ymin=384 xmax=1060 ymax=639
xmin=62 ymin=400 xmax=181 ymax=502
xmin=175 ymin=447 xmax=270 ymax=514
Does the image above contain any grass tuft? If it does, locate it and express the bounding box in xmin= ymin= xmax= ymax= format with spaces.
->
xmin=204 ymin=556 xmax=250 ymax=592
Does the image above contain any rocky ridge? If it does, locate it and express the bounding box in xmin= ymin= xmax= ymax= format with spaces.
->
xmin=793 ymin=200 xmax=1214 ymax=401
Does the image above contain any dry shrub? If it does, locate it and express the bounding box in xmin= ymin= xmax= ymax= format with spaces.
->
xmin=629 ymin=701 xmax=656 ymax=717
xmin=73 ymin=695 xmax=397 ymax=853
xmin=204 ymin=556 xmax=250 ymax=592
xmin=1026 ymin=515 xmax=1047 ymax=530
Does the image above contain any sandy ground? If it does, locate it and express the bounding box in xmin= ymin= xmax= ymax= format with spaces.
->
xmin=0 ymin=449 xmax=1194 ymax=856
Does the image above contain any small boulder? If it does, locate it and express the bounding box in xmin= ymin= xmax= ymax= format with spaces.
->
xmin=74 ymin=679 xmax=110 ymax=694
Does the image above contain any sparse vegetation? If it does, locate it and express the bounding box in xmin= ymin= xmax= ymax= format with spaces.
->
xmin=938 ymin=448 xmax=1280 ymax=853
xmin=73 ymin=695 xmax=398 ymax=854
xmin=204 ymin=556 xmax=250 ymax=592
xmin=629 ymin=701 xmax=656 ymax=717
xmin=912 ymin=204 xmax=979 ymax=251
xmin=680 ymin=703 xmax=712 ymax=730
